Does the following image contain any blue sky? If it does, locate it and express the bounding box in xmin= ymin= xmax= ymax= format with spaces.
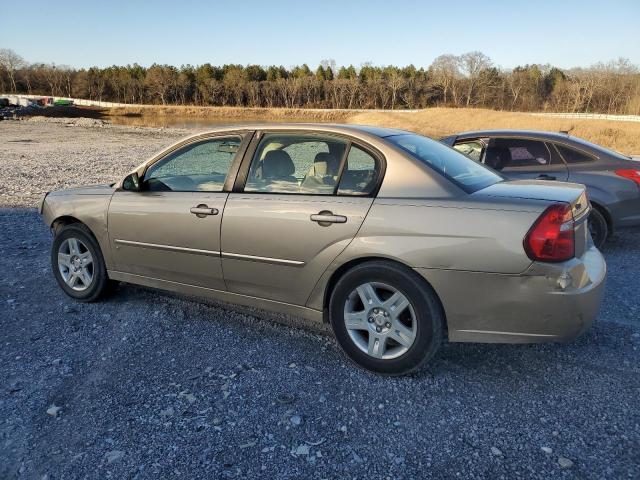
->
xmin=2 ymin=0 xmax=639 ymax=69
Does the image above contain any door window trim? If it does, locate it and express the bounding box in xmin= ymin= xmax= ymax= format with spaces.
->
xmin=131 ymin=130 xmax=255 ymax=193
xmin=232 ymin=130 xmax=386 ymax=197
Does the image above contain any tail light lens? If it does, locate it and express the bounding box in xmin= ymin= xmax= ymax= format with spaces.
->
xmin=524 ymin=203 xmax=575 ymax=262
xmin=615 ymin=169 xmax=640 ymax=185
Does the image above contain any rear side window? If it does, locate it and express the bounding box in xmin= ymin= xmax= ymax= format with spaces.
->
xmin=243 ymin=133 xmax=381 ymax=196
xmin=337 ymin=146 xmax=378 ymax=196
xmin=555 ymin=144 xmax=595 ymax=164
xmin=245 ymin=135 xmax=347 ymax=194
xmin=386 ymin=133 xmax=501 ymax=193
xmin=484 ymin=139 xmax=560 ymax=170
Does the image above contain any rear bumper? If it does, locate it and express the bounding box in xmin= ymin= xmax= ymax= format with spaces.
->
xmin=416 ymin=245 xmax=606 ymax=343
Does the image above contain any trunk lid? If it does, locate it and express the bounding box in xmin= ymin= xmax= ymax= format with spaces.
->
xmin=476 ymin=179 xmax=589 ymax=219
xmin=475 ymin=179 xmax=592 ymax=257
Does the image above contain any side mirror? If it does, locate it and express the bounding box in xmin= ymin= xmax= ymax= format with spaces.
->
xmin=122 ymin=172 xmax=141 ymax=192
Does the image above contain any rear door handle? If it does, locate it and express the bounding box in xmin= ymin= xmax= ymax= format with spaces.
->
xmin=190 ymin=204 xmax=219 ymax=218
xmin=537 ymin=174 xmax=556 ymax=181
xmin=310 ymin=210 xmax=347 ymax=226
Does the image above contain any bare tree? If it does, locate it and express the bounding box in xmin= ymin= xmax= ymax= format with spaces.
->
xmin=0 ymin=48 xmax=26 ymax=92
xmin=387 ymin=69 xmax=406 ymax=109
xmin=459 ymin=51 xmax=492 ymax=107
xmin=430 ymin=54 xmax=460 ymax=105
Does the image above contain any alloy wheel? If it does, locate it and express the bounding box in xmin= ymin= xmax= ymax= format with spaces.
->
xmin=57 ymin=237 xmax=94 ymax=291
xmin=343 ymin=282 xmax=417 ymax=360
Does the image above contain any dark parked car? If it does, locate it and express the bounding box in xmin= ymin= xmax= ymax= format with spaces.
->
xmin=441 ymin=130 xmax=640 ymax=247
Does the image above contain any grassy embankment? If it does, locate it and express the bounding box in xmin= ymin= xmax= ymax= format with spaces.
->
xmin=104 ymin=106 xmax=640 ymax=155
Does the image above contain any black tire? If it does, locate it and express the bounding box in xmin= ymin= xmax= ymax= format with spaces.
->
xmin=588 ymin=208 xmax=609 ymax=249
xmin=329 ymin=261 xmax=444 ymax=375
xmin=51 ymin=223 xmax=114 ymax=302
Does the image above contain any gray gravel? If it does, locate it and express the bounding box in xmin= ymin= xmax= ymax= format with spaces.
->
xmin=0 ymin=118 xmax=187 ymax=208
xmin=1 ymin=209 xmax=639 ymax=479
xmin=1 ymin=120 xmax=640 ymax=478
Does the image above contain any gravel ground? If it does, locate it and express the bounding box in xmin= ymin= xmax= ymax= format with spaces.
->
xmin=0 ymin=211 xmax=639 ymax=479
xmin=0 ymin=118 xmax=187 ymax=208
xmin=1 ymin=120 xmax=639 ymax=479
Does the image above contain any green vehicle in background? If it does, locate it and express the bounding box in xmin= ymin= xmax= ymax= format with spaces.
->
xmin=53 ymin=99 xmax=73 ymax=106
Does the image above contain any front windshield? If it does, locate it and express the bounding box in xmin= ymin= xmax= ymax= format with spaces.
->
xmin=386 ymin=133 xmax=502 ymax=193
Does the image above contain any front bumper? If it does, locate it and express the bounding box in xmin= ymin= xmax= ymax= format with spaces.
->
xmin=38 ymin=192 xmax=49 ymax=215
xmin=416 ymin=245 xmax=607 ymax=343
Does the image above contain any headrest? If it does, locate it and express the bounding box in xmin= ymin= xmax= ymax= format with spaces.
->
xmin=313 ymin=152 xmax=339 ymax=176
xmin=263 ymin=150 xmax=295 ymax=178
xmin=485 ymin=146 xmax=510 ymax=170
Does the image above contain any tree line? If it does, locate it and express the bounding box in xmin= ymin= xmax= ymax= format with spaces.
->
xmin=1 ymin=48 xmax=639 ymax=114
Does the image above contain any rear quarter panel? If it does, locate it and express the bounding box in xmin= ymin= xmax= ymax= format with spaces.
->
xmin=306 ymin=196 xmax=548 ymax=311
xmin=568 ymin=169 xmax=640 ymax=227
xmin=343 ymin=197 xmax=543 ymax=273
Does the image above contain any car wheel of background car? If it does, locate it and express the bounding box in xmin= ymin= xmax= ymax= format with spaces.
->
xmin=588 ymin=208 xmax=609 ymax=249
xmin=329 ymin=260 xmax=443 ymax=375
xmin=51 ymin=223 xmax=115 ymax=302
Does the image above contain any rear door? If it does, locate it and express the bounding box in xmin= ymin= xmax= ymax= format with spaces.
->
xmin=108 ymin=132 xmax=252 ymax=289
xmin=483 ymin=137 xmax=569 ymax=181
xmin=220 ymin=131 xmax=382 ymax=305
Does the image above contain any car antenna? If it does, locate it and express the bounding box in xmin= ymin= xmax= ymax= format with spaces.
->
xmin=559 ymin=125 xmax=575 ymax=135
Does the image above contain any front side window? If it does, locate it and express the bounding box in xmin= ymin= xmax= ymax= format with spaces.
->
xmin=386 ymin=133 xmax=501 ymax=193
xmin=244 ymin=133 xmax=381 ymax=196
xmin=145 ymin=136 xmax=241 ymax=192
xmin=453 ymin=140 xmax=484 ymax=162
xmin=484 ymin=138 xmax=558 ymax=170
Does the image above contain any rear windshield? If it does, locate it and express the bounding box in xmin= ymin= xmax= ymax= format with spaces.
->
xmin=386 ymin=133 xmax=502 ymax=193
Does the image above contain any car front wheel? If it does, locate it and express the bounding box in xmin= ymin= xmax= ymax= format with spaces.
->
xmin=329 ymin=261 xmax=443 ymax=375
xmin=51 ymin=223 xmax=114 ymax=302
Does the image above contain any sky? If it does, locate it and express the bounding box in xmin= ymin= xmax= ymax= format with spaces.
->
xmin=2 ymin=0 xmax=639 ymax=70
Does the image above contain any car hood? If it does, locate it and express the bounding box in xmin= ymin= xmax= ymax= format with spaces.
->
xmin=476 ymin=179 xmax=586 ymax=204
xmin=48 ymin=184 xmax=115 ymax=196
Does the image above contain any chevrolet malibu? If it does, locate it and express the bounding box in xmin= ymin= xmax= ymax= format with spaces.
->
xmin=40 ymin=124 xmax=606 ymax=375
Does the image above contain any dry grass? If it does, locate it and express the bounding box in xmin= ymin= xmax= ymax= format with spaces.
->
xmin=103 ymin=106 xmax=640 ymax=155
xmin=348 ymin=108 xmax=640 ymax=155
xmin=105 ymin=105 xmax=353 ymax=122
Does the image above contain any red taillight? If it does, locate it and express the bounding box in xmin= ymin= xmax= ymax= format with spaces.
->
xmin=524 ymin=203 xmax=575 ymax=262
xmin=615 ymin=169 xmax=640 ymax=185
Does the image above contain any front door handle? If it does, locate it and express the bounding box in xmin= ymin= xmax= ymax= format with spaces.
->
xmin=536 ymin=174 xmax=556 ymax=181
xmin=190 ymin=204 xmax=219 ymax=218
xmin=310 ymin=210 xmax=347 ymax=226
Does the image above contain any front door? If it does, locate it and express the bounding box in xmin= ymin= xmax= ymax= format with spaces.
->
xmin=108 ymin=134 xmax=247 ymax=290
xmin=220 ymin=132 xmax=382 ymax=305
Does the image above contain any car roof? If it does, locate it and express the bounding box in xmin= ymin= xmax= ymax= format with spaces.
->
xmin=189 ymin=123 xmax=413 ymax=139
xmin=452 ymin=129 xmax=576 ymax=141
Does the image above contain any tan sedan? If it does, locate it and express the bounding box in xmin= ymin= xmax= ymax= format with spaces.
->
xmin=40 ymin=124 xmax=606 ymax=375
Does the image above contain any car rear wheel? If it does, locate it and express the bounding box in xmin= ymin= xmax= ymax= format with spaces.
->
xmin=329 ymin=261 xmax=443 ymax=375
xmin=588 ymin=208 xmax=608 ymax=249
xmin=51 ymin=224 xmax=114 ymax=302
